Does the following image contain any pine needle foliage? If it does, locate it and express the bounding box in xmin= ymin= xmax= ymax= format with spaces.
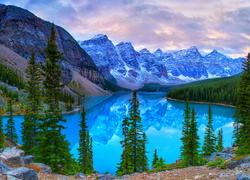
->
xmin=216 ymin=128 xmax=224 ymax=152
xmin=21 ymin=52 xmax=43 ymax=155
xmin=5 ymin=99 xmax=18 ymax=142
xmin=0 ymin=115 xmax=5 ymax=148
xmin=35 ymin=24 xmax=77 ymax=174
xmin=202 ymin=106 xmax=216 ymax=156
xmin=234 ymin=53 xmax=250 ymax=155
xmin=117 ymin=91 xmax=148 ymax=176
xmin=78 ymin=106 xmax=93 ymax=175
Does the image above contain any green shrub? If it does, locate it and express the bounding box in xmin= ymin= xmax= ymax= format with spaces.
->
xmin=206 ymin=157 xmax=224 ymax=167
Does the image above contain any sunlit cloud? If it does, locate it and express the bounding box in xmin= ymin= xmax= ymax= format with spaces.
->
xmin=1 ymin=0 xmax=250 ymax=57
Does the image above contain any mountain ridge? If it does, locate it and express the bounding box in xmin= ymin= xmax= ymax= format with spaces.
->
xmin=79 ymin=34 xmax=243 ymax=89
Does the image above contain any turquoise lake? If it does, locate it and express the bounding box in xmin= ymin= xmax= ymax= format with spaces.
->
xmin=3 ymin=92 xmax=236 ymax=174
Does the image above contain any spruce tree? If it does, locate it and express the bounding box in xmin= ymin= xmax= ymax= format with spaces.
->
xmin=234 ymin=53 xmax=250 ymax=155
xmin=216 ymin=128 xmax=224 ymax=152
xmin=35 ymin=24 xmax=77 ymax=174
xmin=180 ymin=101 xmax=191 ymax=161
xmin=117 ymin=91 xmax=148 ymax=175
xmin=5 ymin=99 xmax=18 ymax=142
xmin=152 ymin=149 xmax=159 ymax=168
xmin=202 ymin=106 xmax=216 ymax=156
xmin=21 ymin=52 xmax=43 ymax=154
xmin=0 ymin=115 xmax=5 ymax=148
xmin=187 ymin=108 xmax=200 ymax=166
xmin=78 ymin=106 xmax=93 ymax=175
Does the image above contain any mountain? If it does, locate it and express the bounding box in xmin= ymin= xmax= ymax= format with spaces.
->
xmin=0 ymin=4 xmax=110 ymax=96
xmin=79 ymin=34 xmax=243 ymax=89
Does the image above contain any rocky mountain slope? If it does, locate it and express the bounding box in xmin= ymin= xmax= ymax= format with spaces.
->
xmin=79 ymin=34 xmax=243 ymax=89
xmin=0 ymin=4 xmax=110 ymax=96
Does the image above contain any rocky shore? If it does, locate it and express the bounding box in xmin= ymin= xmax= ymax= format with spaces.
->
xmin=0 ymin=145 xmax=249 ymax=180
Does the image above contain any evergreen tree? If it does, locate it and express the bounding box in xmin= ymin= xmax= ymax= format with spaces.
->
xmin=187 ymin=108 xmax=200 ymax=166
xmin=202 ymin=106 xmax=216 ymax=156
xmin=78 ymin=106 xmax=93 ymax=175
xmin=0 ymin=115 xmax=5 ymax=148
xmin=216 ymin=128 xmax=224 ymax=152
xmin=234 ymin=53 xmax=250 ymax=155
xmin=152 ymin=149 xmax=159 ymax=168
xmin=117 ymin=91 xmax=148 ymax=175
xmin=153 ymin=157 xmax=166 ymax=170
xmin=21 ymin=52 xmax=43 ymax=154
xmin=5 ymin=99 xmax=18 ymax=142
xmin=180 ymin=101 xmax=191 ymax=161
xmin=35 ymin=24 xmax=77 ymax=174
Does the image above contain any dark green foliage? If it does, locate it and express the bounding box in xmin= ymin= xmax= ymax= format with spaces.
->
xmin=202 ymin=106 xmax=216 ymax=156
xmin=78 ymin=106 xmax=93 ymax=175
xmin=0 ymin=115 xmax=5 ymax=148
xmin=104 ymin=79 xmax=129 ymax=92
xmin=58 ymin=90 xmax=75 ymax=104
xmin=117 ymin=91 xmax=148 ymax=176
xmin=0 ymin=84 xmax=19 ymax=101
xmin=206 ymin=156 xmax=224 ymax=167
xmin=152 ymin=149 xmax=159 ymax=167
xmin=234 ymin=53 xmax=250 ymax=155
xmin=152 ymin=157 xmax=167 ymax=170
xmin=180 ymin=101 xmax=191 ymax=162
xmin=21 ymin=53 xmax=43 ymax=155
xmin=5 ymin=99 xmax=18 ymax=142
xmin=0 ymin=61 xmax=25 ymax=89
xmin=35 ymin=24 xmax=77 ymax=174
xmin=180 ymin=102 xmax=200 ymax=166
xmin=216 ymin=128 xmax=224 ymax=152
xmin=167 ymin=74 xmax=240 ymax=105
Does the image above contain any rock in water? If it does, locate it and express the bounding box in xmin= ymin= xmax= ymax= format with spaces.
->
xmin=4 ymin=167 xmax=38 ymax=180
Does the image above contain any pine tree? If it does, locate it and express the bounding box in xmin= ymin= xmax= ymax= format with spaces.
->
xmin=0 ymin=115 xmax=5 ymax=148
xmin=5 ymin=99 xmax=18 ymax=142
xmin=234 ymin=53 xmax=250 ymax=155
xmin=78 ymin=106 xmax=93 ymax=175
xmin=153 ymin=157 xmax=166 ymax=170
xmin=21 ymin=52 xmax=43 ymax=154
xmin=187 ymin=108 xmax=200 ymax=166
xmin=216 ymin=128 xmax=224 ymax=152
xmin=117 ymin=91 xmax=148 ymax=175
xmin=202 ymin=106 xmax=216 ymax=156
xmin=152 ymin=149 xmax=159 ymax=168
xmin=35 ymin=24 xmax=77 ymax=174
xmin=180 ymin=101 xmax=191 ymax=161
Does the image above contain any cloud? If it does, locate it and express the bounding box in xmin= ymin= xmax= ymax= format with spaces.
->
xmin=2 ymin=0 xmax=250 ymax=57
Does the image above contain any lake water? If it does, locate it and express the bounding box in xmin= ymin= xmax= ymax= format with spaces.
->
xmin=3 ymin=92 xmax=235 ymax=174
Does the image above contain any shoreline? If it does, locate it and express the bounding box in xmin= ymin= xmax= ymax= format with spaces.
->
xmin=1 ymin=107 xmax=82 ymax=117
xmin=166 ymin=97 xmax=236 ymax=108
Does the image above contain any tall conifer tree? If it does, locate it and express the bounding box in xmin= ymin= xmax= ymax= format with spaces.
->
xmin=117 ymin=91 xmax=148 ymax=175
xmin=5 ymin=99 xmax=18 ymax=142
xmin=78 ymin=106 xmax=93 ymax=175
xmin=180 ymin=101 xmax=191 ymax=161
xmin=35 ymin=24 xmax=76 ymax=174
xmin=234 ymin=53 xmax=250 ymax=155
xmin=0 ymin=115 xmax=5 ymax=148
xmin=216 ymin=128 xmax=224 ymax=152
xmin=202 ymin=106 xmax=216 ymax=156
xmin=152 ymin=149 xmax=159 ymax=168
xmin=21 ymin=52 xmax=43 ymax=154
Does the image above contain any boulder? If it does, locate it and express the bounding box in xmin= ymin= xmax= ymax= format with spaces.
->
xmin=26 ymin=163 xmax=52 ymax=173
xmin=75 ymin=173 xmax=87 ymax=179
xmin=0 ymin=161 xmax=12 ymax=173
xmin=207 ymin=152 xmax=235 ymax=161
xmin=226 ymin=156 xmax=250 ymax=169
xmin=4 ymin=167 xmax=38 ymax=180
xmin=98 ymin=174 xmax=116 ymax=180
xmin=23 ymin=155 xmax=35 ymax=165
xmin=237 ymin=174 xmax=250 ymax=180
xmin=6 ymin=175 xmax=20 ymax=180
xmin=0 ymin=147 xmax=25 ymax=167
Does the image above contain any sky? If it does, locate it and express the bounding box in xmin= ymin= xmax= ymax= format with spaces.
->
xmin=1 ymin=0 xmax=250 ymax=57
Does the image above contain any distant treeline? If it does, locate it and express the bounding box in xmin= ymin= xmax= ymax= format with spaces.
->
xmin=166 ymin=74 xmax=240 ymax=106
xmin=0 ymin=61 xmax=25 ymax=89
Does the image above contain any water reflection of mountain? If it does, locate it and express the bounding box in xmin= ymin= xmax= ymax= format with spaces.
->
xmin=83 ymin=92 xmax=235 ymax=145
